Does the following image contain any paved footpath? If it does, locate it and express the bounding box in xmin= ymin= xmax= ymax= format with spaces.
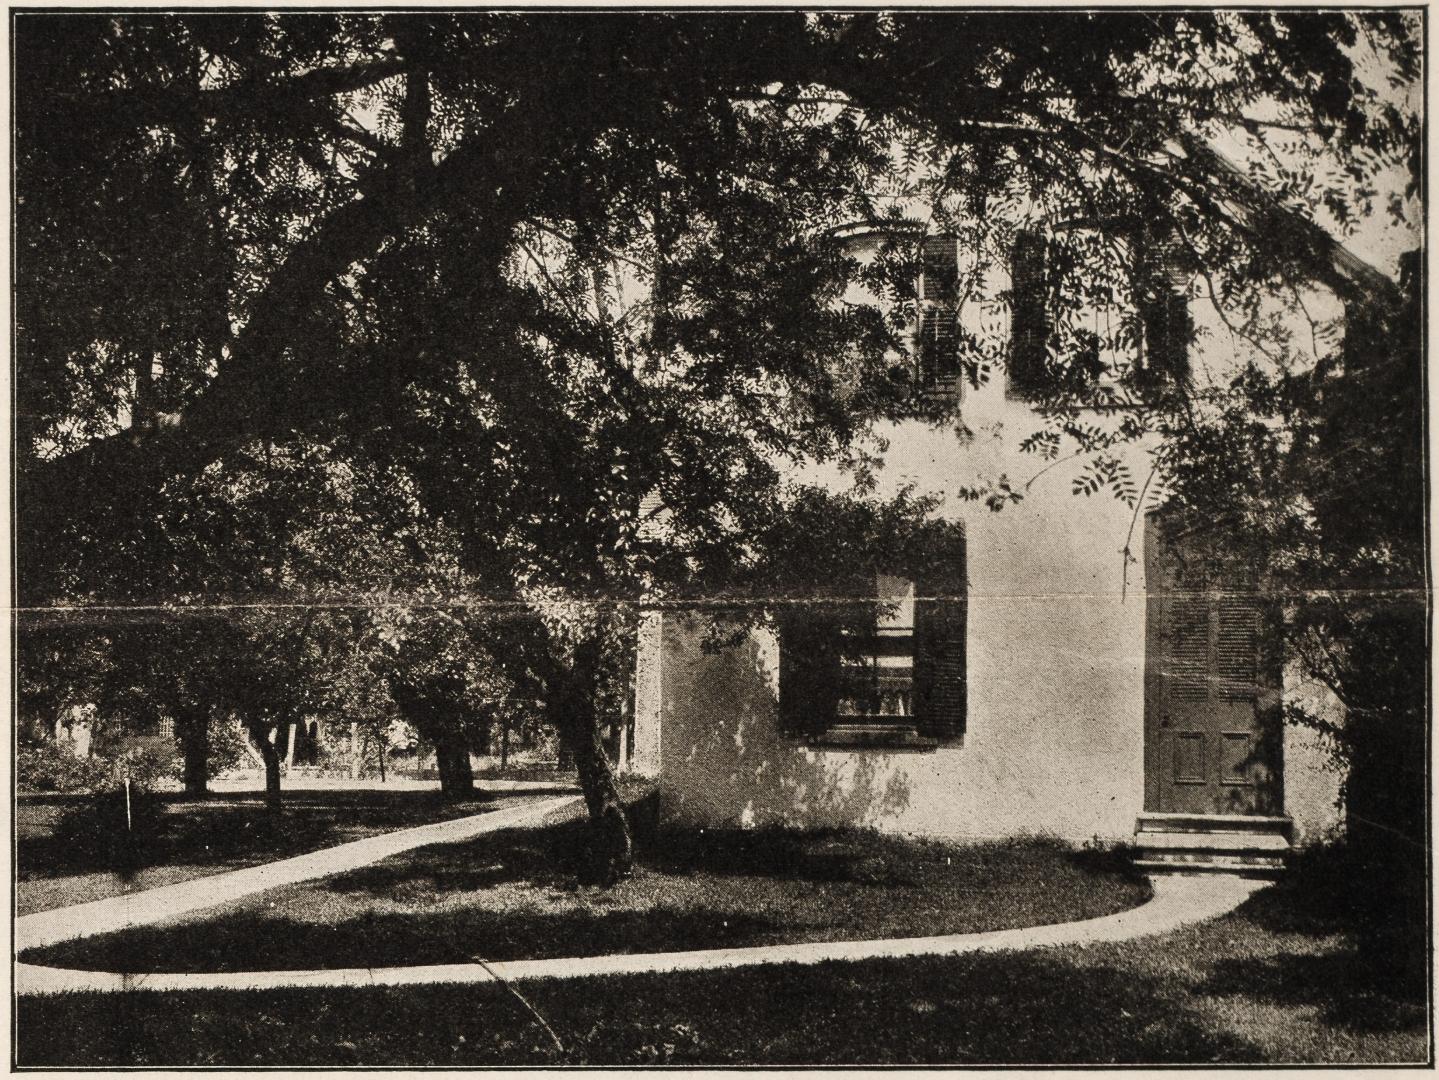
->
xmin=16 ymin=794 xmax=581 ymax=954
xmin=16 ymin=817 xmax=1264 ymax=995
xmin=206 ymin=775 xmax=578 ymax=795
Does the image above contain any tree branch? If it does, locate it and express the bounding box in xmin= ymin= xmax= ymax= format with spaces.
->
xmin=36 ymin=57 xmax=406 ymax=136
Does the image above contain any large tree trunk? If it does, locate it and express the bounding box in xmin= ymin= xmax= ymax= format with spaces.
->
xmin=387 ymin=675 xmax=475 ymax=798
xmin=548 ymin=647 xmax=632 ymax=885
xmin=434 ymin=722 xmax=475 ymax=799
xmin=178 ymin=705 xmax=209 ymax=797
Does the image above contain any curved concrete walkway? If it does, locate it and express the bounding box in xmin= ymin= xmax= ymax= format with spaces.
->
xmin=16 ymin=862 xmax=1264 ymax=996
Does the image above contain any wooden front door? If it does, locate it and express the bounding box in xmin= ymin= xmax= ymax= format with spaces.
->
xmin=1144 ymin=516 xmax=1281 ymax=815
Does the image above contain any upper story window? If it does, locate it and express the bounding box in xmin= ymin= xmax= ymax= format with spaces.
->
xmin=1007 ymin=225 xmax=1191 ymax=401
xmin=832 ymin=222 xmax=965 ymax=400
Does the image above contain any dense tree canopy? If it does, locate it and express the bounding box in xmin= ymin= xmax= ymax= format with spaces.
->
xmin=14 ymin=11 xmax=1423 ymax=876
xmin=17 ymin=12 xmax=1419 ymax=585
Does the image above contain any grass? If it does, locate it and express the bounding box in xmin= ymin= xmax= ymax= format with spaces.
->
xmin=15 ymin=876 xmax=1429 ymax=1067
xmin=24 ymin=817 xmax=1150 ymax=973
xmin=15 ymin=788 xmax=540 ymax=915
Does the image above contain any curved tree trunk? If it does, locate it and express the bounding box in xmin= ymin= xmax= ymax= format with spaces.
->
xmin=569 ymin=720 xmax=632 ymax=886
xmin=388 ymin=676 xmax=475 ymax=799
xmin=248 ymin=723 xmax=283 ymax=811
xmin=547 ymin=647 xmax=632 ymax=885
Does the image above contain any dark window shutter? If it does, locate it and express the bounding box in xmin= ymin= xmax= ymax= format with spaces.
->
xmin=1167 ymin=595 xmax=1210 ymax=702
xmin=921 ymin=234 xmax=958 ymax=301
xmin=917 ymin=234 xmax=960 ymax=389
xmin=1009 ymin=230 xmax=1051 ymax=394
xmin=1139 ymin=230 xmax=1191 ymax=384
xmin=913 ymin=541 xmax=967 ymax=741
xmin=1142 ymin=287 xmax=1191 ymax=384
xmin=1216 ymin=595 xmax=1260 ymax=701
xmin=919 ymin=306 xmax=960 ymax=384
xmin=778 ymin=602 xmax=843 ymax=737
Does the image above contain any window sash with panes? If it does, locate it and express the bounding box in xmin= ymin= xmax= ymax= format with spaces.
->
xmin=835 ymin=574 xmax=917 ymax=732
xmin=779 ymin=547 xmax=967 ymax=747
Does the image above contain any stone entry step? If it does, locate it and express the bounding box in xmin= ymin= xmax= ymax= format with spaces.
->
xmin=1136 ymin=812 xmax=1292 ymax=835
xmin=1134 ymin=813 xmax=1292 ymax=877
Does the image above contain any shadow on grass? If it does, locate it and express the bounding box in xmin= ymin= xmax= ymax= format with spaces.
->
xmin=322 ymin=819 xmax=999 ymax=897
xmin=1065 ymin=841 xmax=1150 ymax=886
xmin=307 ymin=822 xmax=1153 ymax=921
xmin=1199 ymin=948 xmax=1428 ymax=1035
xmin=643 ymin=826 xmax=937 ymax=885
xmin=16 ymin=868 xmax=1428 ymax=1068
xmin=1196 ymin=862 xmax=1429 ymax=1034
xmin=17 ymin=789 xmax=503 ymax=882
xmin=324 ymin=820 xmax=596 ymax=896
xmin=563 ymin=951 xmax=1271 ymax=1065
xmin=1223 ymin=842 xmax=1430 ymax=1009
xmin=15 ymin=950 xmax=1272 ymax=1067
xmin=29 ymin=903 xmax=793 ymax=973
xmin=583 ymin=820 xmax=1145 ymax=889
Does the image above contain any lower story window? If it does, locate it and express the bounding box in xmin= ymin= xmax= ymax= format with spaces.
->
xmin=779 ymin=553 xmax=966 ymax=747
xmin=834 ymin=574 xmax=917 ymax=733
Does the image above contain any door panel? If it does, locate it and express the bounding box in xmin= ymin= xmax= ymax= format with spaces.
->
xmin=1219 ymin=731 xmax=1254 ymax=785
xmin=1144 ymin=517 xmax=1281 ymax=815
xmin=1173 ymin=731 xmax=1206 ymax=784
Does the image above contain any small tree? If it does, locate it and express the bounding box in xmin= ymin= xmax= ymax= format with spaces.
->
xmin=373 ymin=607 xmax=501 ymax=799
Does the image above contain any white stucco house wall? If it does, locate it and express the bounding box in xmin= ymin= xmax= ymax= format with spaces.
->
xmin=628 ymin=218 xmax=1356 ymax=870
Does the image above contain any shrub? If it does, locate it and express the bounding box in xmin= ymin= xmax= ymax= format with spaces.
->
xmin=18 ymin=739 xmax=187 ymax=795
xmin=113 ymin=741 xmax=184 ymax=790
xmin=16 ymin=744 xmax=113 ymax=793
xmin=206 ymin=720 xmax=249 ymax=779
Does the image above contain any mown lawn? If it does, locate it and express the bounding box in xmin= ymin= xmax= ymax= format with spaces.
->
xmin=25 ymin=817 xmax=1150 ymax=972
xmin=15 ymin=877 xmax=1428 ymax=1067
xmin=16 ymin=788 xmax=537 ymax=915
